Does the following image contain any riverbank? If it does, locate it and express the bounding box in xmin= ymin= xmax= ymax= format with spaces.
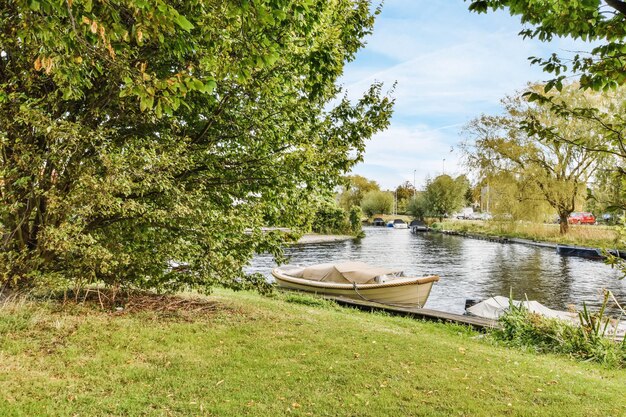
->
xmin=296 ymin=233 xmax=354 ymax=244
xmin=434 ymin=219 xmax=623 ymax=250
xmin=1 ymin=289 xmax=624 ymax=416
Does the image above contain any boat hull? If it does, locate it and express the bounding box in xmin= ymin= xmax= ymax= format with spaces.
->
xmin=272 ymin=268 xmax=438 ymax=307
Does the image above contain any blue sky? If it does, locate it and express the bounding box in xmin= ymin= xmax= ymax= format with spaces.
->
xmin=340 ymin=0 xmax=593 ymax=190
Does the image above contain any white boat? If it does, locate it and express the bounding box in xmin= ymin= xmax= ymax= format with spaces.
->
xmin=393 ymin=219 xmax=408 ymax=229
xmin=272 ymin=261 xmax=439 ymax=307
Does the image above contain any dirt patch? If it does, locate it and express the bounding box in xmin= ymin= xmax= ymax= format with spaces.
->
xmin=55 ymin=288 xmax=234 ymax=318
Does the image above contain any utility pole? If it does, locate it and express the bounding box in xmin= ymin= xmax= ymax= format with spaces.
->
xmin=413 ymin=169 xmax=416 ymax=198
xmin=442 ymin=158 xmax=446 ymax=175
xmin=394 ymin=190 xmax=397 ymax=216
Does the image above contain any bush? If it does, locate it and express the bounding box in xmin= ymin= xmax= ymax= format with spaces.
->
xmin=493 ymin=297 xmax=626 ymax=368
xmin=311 ymin=200 xmax=351 ymax=235
xmin=348 ymin=206 xmax=363 ymax=233
xmin=429 ymin=222 xmax=443 ymax=230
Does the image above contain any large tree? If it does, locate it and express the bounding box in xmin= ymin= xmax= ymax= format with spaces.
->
xmin=360 ymin=190 xmax=393 ymax=217
xmin=421 ymin=175 xmax=469 ymax=222
xmin=0 ymin=1 xmax=393 ymax=291
xmin=463 ymin=85 xmax=606 ymax=234
xmin=337 ymin=175 xmax=380 ymax=211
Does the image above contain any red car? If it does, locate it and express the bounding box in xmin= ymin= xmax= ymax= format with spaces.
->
xmin=567 ymin=212 xmax=596 ymax=225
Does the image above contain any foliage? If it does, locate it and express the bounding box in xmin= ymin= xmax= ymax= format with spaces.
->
xmin=348 ymin=205 xmax=363 ymax=233
xmin=395 ymin=181 xmax=415 ymax=202
xmin=360 ymin=190 xmax=393 ymax=217
xmin=406 ymin=192 xmax=428 ymax=220
xmin=467 ymin=0 xmax=626 ymax=91
xmin=337 ymin=175 xmax=380 ymax=211
xmin=476 ymin=173 xmax=552 ymax=222
xmin=0 ymin=0 xmax=393 ymax=291
xmin=310 ymin=199 xmax=351 ymax=235
xmin=420 ymin=175 xmax=469 ymax=222
xmin=494 ymin=292 xmax=625 ymax=368
xmin=463 ymin=85 xmax=606 ymax=234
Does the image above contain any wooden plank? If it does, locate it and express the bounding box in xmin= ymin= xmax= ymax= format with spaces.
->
xmin=280 ymin=288 xmax=499 ymax=330
xmin=325 ymin=295 xmax=499 ymax=330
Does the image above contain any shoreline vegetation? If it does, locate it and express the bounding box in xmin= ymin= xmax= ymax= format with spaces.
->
xmin=409 ymin=219 xmax=623 ymax=250
xmin=1 ymin=289 xmax=624 ymax=416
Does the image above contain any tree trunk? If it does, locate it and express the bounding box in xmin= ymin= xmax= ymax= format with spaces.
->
xmin=559 ymin=213 xmax=569 ymax=235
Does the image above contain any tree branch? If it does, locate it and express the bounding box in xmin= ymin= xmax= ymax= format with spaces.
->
xmin=606 ymin=0 xmax=626 ymax=16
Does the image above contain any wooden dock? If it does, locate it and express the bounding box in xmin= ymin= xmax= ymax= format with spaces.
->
xmin=283 ymin=289 xmax=499 ymax=331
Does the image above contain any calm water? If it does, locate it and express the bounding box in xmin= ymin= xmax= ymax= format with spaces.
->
xmin=249 ymin=226 xmax=626 ymax=314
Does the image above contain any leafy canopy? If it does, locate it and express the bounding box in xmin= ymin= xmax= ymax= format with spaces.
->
xmin=337 ymin=175 xmax=380 ymax=211
xmin=421 ymin=175 xmax=469 ymax=222
xmin=0 ymin=0 xmax=393 ymax=291
xmin=462 ymin=85 xmax=607 ymax=234
xmin=361 ymin=190 xmax=393 ymax=217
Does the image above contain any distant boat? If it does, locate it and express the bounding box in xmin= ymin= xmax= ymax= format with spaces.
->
xmin=372 ymin=217 xmax=385 ymax=226
xmin=409 ymin=220 xmax=428 ymax=233
xmin=393 ymin=219 xmax=408 ymax=229
xmin=272 ymin=261 xmax=439 ymax=307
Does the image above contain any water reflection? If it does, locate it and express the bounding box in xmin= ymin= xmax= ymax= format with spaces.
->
xmin=248 ymin=227 xmax=626 ymax=314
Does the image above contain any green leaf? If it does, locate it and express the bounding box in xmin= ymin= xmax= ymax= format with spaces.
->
xmin=175 ymin=15 xmax=194 ymax=31
xmin=28 ymin=0 xmax=40 ymax=11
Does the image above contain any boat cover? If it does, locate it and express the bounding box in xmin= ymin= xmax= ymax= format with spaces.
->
xmin=467 ymin=296 xmax=578 ymax=321
xmin=290 ymin=261 xmax=402 ymax=284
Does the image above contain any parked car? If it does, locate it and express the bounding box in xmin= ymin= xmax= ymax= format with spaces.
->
xmin=567 ymin=212 xmax=596 ymax=225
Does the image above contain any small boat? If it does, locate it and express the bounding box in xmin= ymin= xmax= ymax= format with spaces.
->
xmin=393 ymin=219 xmax=408 ymax=229
xmin=386 ymin=221 xmax=394 ymax=227
xmin=409 ymin=220 xmax=428 ymax=233
xmin=556 ymin=244 xmax=604 ymax=260
xmin=556 ymin=244 xmax=626 ymax=260
xmin=372 ymin=217 xmax=386 ymax=226
xmin=272 ymin=261 xmax=439 ymax=307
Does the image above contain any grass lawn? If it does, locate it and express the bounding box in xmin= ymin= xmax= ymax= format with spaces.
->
xmin=1 ymin=289 xmax=625 ymax=416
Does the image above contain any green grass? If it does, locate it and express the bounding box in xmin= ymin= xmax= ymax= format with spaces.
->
xmin=438 ymin=219 xmax=623 ymax=249
xmin=1 ymin=289 xmax=625 ymax=416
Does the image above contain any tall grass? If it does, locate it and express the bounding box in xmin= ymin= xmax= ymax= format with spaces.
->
xmin=440 ymin=219 xmax=621 ymax=248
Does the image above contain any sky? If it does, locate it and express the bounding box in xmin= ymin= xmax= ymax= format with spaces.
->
xmin=339 ymin=0 xmax=594 ymax=190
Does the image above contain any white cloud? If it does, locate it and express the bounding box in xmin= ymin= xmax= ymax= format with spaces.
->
xmin=341 ymin=0 xmax=595 ymax=190
xmin=352 ymin=124 xmax=462 ymax=190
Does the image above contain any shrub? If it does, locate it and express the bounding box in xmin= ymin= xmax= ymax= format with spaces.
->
xmin=493 ymin=295 xmax=626 ymax=368
xmin=311 ymin=201 xmax=350 ymax=235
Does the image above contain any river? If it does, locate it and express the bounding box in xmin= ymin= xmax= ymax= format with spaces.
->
xmin=249 ymin=226 xmax=626 ymax=314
